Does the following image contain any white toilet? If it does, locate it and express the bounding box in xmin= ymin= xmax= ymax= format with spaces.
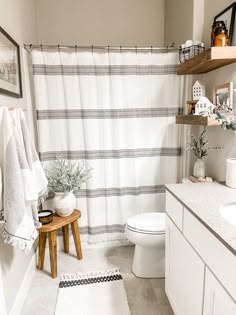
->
xmin=125 ymin=212 xmax=165 ymax=278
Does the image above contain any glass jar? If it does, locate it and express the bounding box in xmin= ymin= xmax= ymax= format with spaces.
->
xmin=214 ymin=28 xmax=228 ymax=47
xmin=211 ymin=21 xmax=227 ymax=46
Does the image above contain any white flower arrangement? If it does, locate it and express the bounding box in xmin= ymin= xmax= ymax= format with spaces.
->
xmin=44 ymin=158 xmax=92 ymax=193
xmin=215 ymin=110 xmax=236 ymax=131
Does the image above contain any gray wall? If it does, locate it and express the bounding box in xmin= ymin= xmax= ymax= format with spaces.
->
xmin=35 ymin=0 xmax=165 ymax=46
xmin=164 ymin=0 xmax=194 ymax=47
xmin=164 ymin=0 xmax=205 ymax=47
xmin=0 ymin=0 xmax=38 ymax=313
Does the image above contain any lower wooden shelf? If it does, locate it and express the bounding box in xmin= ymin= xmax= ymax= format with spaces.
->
xmin=176 ymin=115 xmax=220 ymax=126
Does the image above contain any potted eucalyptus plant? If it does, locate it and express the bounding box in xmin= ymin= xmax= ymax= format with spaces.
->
xmin=44 ymin=159 xmax=92 ymax=217
xmin=189 ymin=128 xmax=208 ymax=178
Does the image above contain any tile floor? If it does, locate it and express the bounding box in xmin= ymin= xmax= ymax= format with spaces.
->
xmin=21 ymin=244 xmax=174 ymax=315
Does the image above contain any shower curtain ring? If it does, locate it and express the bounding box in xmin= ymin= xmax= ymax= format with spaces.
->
xmin=135 ymin=45 xmax=137 ymax=54
xmin=120 ymin=45 xmax=122 ymax=53
xmin=151 ymin=46 xmax=153 ymax=54
xmin=108 ymin=45 xmax=110 ymax=53
xmin=91 ymin=45 xmax=94 ymax=53
xmin=40 ymin=44 xmax=43 ymax=51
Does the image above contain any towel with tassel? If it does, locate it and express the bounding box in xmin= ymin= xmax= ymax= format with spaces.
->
xmin=0 ymin=107 xmax=48 ymax=251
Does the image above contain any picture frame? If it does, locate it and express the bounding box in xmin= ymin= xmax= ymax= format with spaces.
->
xmin=0 ymin=26 xmax=22 ymax=98
xmin=213 ymin=82 xmax=234 ymax=109
xmin=214 ymin=2 xmax=236 ymax=46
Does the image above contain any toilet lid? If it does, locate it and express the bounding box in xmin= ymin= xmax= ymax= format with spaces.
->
xmin=126 ymin=212 xmax=165 ymax=234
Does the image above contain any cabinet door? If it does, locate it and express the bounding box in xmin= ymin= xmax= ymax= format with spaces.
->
xmin=203 ymin=268 xmax=236 ymax=315
xmin=165 ymin=216 xmax=204 ymax=315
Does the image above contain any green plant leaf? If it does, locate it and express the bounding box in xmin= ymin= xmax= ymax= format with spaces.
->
xmin=188 ymin=128 xmax=208 ymax=159
xmin=44 ymin=158 xmax=93 ymax=193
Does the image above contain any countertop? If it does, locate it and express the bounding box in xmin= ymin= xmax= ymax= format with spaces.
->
xmin=165 ymin=182 xmax=236 ymax=256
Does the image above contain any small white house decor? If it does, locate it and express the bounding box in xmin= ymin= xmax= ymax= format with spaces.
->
xmin=193 ymin=80 xmax=205 ymax=100
xmin=195 ymin=97 xmax=215 ymax=116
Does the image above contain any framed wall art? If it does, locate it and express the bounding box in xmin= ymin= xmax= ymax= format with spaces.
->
xmin=0 ymin=26 xmax=22 ymax=98
xmin=213 ymin=82 xmax=233 ymax=108
xmin=214 ymin=3 xmax=236 ymax=46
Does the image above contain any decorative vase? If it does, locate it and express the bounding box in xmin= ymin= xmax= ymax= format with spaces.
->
xmin=193 ymin=158 xmax=205 ymax=178
xmin=52 ymin=192 xmax=76 ymax=217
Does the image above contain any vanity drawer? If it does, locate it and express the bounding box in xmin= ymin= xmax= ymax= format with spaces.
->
xmin=183 ymin=209 xmax=236 ymax=301
xmin=166 ymin=191 xmax=184 ymax=231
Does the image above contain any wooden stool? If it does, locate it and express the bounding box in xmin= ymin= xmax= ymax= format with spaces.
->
xmin=37 ymin=209 xmax=83 ymax=278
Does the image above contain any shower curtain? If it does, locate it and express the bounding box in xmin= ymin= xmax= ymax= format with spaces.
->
xmin=31 ymin=48 xmax=184 ymax=244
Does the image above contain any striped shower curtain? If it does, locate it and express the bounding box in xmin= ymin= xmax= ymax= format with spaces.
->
xmin=31 ymin=48 xmax=183 ymax=245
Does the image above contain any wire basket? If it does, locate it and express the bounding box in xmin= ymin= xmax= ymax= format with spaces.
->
xmin=179 ymin=45 xmax=205 ymax=64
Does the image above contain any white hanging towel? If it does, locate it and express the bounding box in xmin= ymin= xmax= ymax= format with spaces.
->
xmin=11 ymin=108 xmax=48 ymax=206
xmin=0 ymin=107 xmax=48 ymax=251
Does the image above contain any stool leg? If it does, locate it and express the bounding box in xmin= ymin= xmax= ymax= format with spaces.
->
xmin=62 ymin=225 xmax=69 ymax=253
xmin=71 ymin=221 xmax=83 ymax=260
xmin=48 ymin=231 xmax=57 ymax=278
xmin=38 ymin=232 xmax=47 ymax=270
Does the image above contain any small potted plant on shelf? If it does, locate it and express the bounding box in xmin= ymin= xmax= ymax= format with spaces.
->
xmin=189 ymin=128 xmax=208 ymax=178
xmin=44 ymin=159 xmax=92 ymax=217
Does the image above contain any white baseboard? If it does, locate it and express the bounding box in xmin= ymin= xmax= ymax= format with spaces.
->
xmin=10 ymin=252 xmax=37 ymax=315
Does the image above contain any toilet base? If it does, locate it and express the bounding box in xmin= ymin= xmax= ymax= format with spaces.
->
xmin=132 ymin=245 xmax=165 ymax=278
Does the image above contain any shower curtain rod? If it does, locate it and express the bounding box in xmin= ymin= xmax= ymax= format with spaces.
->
xmin=24 ymin=44 xmax=178 ymax=53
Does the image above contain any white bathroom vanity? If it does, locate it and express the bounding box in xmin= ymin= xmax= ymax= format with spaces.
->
xmin=165 ymin=182 xmax=236 ymax=315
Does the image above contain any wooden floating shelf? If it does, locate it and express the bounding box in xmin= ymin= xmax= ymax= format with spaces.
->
xmin=177 ymin=47 xmax=236 ymax=75
xmin=176 ymin=115 xmax=220 ymax=126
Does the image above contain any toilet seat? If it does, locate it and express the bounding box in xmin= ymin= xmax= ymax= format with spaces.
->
xmin=126 ymin=212 xmax=165 ymax=235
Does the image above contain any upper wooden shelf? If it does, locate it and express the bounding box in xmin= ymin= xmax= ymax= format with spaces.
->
xmin=176 ymin=115 xmax=220 ymax=126
xmin=177 ymin=47 xmax=236 ymax=75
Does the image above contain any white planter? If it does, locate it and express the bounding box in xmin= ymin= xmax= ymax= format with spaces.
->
xmin=52 ymin=192 xmax=76 ymax=217
xmin=193 ymin=159 xmax=205 ymax=178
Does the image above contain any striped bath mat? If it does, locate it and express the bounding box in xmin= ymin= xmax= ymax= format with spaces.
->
xmin=55 ymin=268 xmax=131 ymax=315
